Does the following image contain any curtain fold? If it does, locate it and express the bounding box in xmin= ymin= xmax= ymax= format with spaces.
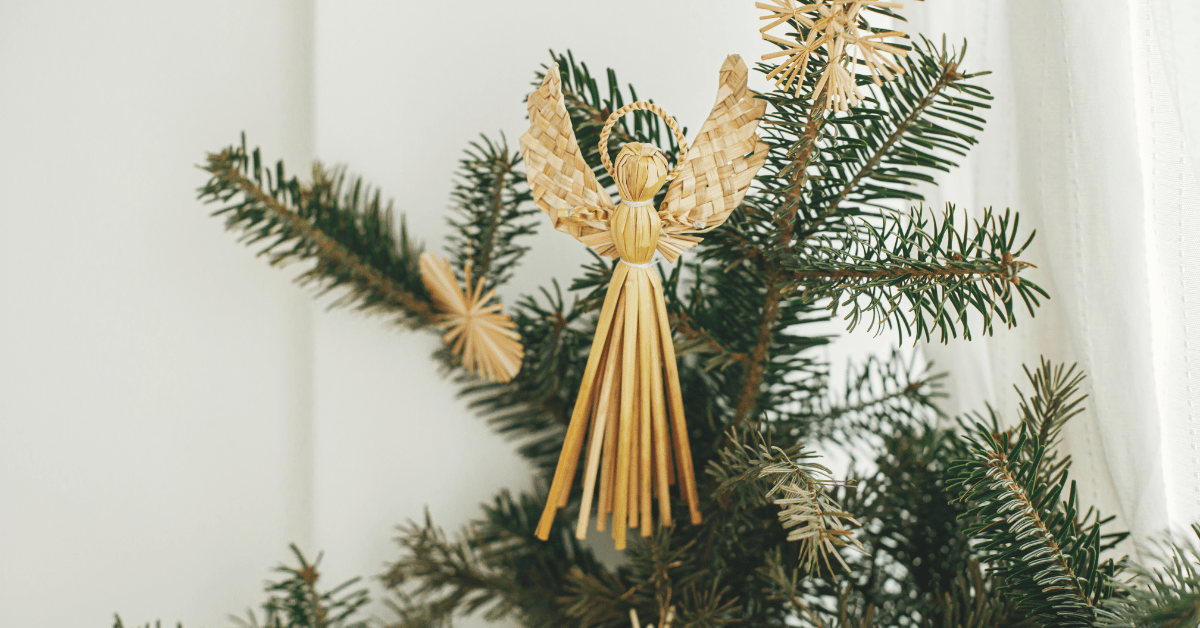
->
xmin=910 ymin=0 xmax=1200 ymax=551
xmin=1136 ymin=0 xmax=1200 ymax=531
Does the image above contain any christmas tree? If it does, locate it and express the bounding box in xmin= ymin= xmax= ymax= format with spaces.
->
xmin=118 ymin=3 xmax=1199 ymax=627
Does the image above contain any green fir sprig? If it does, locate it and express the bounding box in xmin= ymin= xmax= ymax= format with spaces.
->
xmin=804 ymin=37 xmax=993 ymax=220
xmin=1099 ymin=525 xmax=1200 ymax=628
xmin=710 ymin=432 xmax=864 ymax=575
xmin=382 ymin=490 xmax=607 ymax=628
xmin=781 ymin=348 xmax=946 ymax=442
xmin=791 ymin=205 xmax=1046 ymax=343
xmin=232 ymin=545 xmax=370 ymax=628
xmin=949 ymin=362 xmax=1124 ymax=627
xmin=199 ymin=136 xmax=434 ymax=327
xmin=115 ymin=546 xmax=368 ymax=628
xmin=444 ymin=134 xmax=537 ymax=290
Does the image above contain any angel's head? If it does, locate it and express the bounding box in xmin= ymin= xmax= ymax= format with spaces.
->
xmin=613 ymin=143 xmax=670 ymax=203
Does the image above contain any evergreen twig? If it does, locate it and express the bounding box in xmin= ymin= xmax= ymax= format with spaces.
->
xmin=117 ymin=546 xmax=368 ymax=628
xmin=232 ymin=545 xmax=370 ymax=628
xmin=710 ymin=432 xmax=863 ymax=576
xmin=445 ymin=134 xmax=537 ymax=289
xmin=813 ymin=37 xmax=992 ymax=222
xmin=199 ymin=136 xmax=435 ymax=327
xmin=792 ymin=205 xmax=1046 ymax=343
xmin=1099 ymin=525 xmax=1200 ymax=628
xmin=949 ymin=363 xmax=1123 ymax=627
xmin=728 ymin=34 xmax=998 ymax=423
xmin=778 ymin=348 xmax=945 ymax=441
xmin=382 ymin=490 xmax=607 ymax=628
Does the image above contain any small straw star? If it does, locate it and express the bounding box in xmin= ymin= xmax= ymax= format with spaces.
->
xmin=419 ymin=253 xmax=524 ymax=383
xmin=759 ymin=0 xmax=917 ymax=111
xmin=757 ymin=0 xmax=821 ymax=33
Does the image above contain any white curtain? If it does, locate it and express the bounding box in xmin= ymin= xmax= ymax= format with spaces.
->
xmin=910 ymin=0 xmax=1200 ymax=555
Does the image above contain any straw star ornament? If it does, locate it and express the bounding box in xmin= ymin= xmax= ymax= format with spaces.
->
xmin=759 ymin=0 xmax=917 ymax=111
xmin=419 ymin=253 xmax=523 ymax=383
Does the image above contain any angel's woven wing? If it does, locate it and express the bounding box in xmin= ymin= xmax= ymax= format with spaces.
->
xmin=659 ymin=55 xmax=768 ymax=241
xmin=519 ymin=67 xmax=618 ymax=258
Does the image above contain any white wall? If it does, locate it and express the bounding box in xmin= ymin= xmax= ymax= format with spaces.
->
xmin=0 ymin=2 xmax=317 ymax=627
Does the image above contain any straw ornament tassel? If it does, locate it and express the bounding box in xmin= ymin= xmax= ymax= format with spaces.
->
xmin=518 ymin=56 xmax=768 ymax=549
xmin=418 ymin=252 xmax=523 ymax=383
xmin=758 ymin=0 xmax=917 ymax=111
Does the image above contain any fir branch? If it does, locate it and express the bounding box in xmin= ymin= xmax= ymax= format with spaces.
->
xmin=671 ymin=308 xmax=751 ymax=371
xmin=760 ymin=549 xmax=827 ymax=626
xmin=117 ymin=547 xmax=367 ymax=628
xmin=1099 ymin=525 xmax=1200 ymax=628
xmin=710 ymin=432 xmax=863 ymax=576
xmin=383 ymin=489 xmax=608 ymax=628
xmin=672 ymin=580 xmax=742 ymax=628
xmin=736 ymin=34 xmax=1001 ymax=432
xmin=955 ymin=437 xmax=1100 ymax=626
xmin=730 ymin=79 xmax=828 ymax=426
xmin=755 ymin=37 xmax=1008 ymax=445
xmin=761 ymin=554 xmax=878 ymax=628
xmin=755 ymin=13 xmax=837 ymax=242
xmin=726 ymin=3 xmax=931 ymax=423
xmin=679 ymin=220 xmax=817 ymax=417
xmin=821 ymin=414 xmax=978 ymax=626
xmin=568 ymin=252 xmax=619 ymax=314
xmin=563 ymin=529 xmax=731 ymax=628
xmin=791 ymin=205 xmax=1046 ymax=343
xmin=823 ymin=585 xmax=878 ymax=628
xmin=770 ymin=474 xmax=865 ymax=576
xmin=949 ymin=364 xmax=1125 ymax=627
xmin=561 ymin=565 xmax=634 ymax=628
xmin=780 ymin=101 xmax=831 ymax=244
xmin=455 ymin=283 xmax=593 ymax=471
xmin=445 ymin=134 xmax=537 ymax=290
xmin=734 ymin=265 xmax=789 ymax=425
xmin=930 ymin=561 xmax=1033 ymax=628
xmin=232 ymin=545 xmax=370 ymax=628
xmin=1016 ymin=360 xmax=1086 ymax=472
xmin=813 ymin=37 xmax=992 ymax=223
xmin=779 ymin=348 xmax=945 ymax=440
xmin=199 ymin=136 xmax=434 ymax=327
xmin=691 ymin=244 xmax=829 ymax=434
xmin=821 ymin=382 xmax=926 ymax=426
xmin=385 ymin=510 xmax=525 ymax=623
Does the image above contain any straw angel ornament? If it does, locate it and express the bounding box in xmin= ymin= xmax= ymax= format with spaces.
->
xmin=520 ymin=55 xmax=768 ymax=549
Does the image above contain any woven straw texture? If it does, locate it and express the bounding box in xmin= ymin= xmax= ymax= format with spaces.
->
xmin=519 ymin=56 xmax=771 ymax=550
xmin=519 ymin=68 xmax=618 ymax=257
xmin=659 ymin=55 xmax=768 ymax=235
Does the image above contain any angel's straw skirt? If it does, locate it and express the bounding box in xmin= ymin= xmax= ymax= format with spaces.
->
xmin=535 ymin=263 xmax=702 ymax=549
